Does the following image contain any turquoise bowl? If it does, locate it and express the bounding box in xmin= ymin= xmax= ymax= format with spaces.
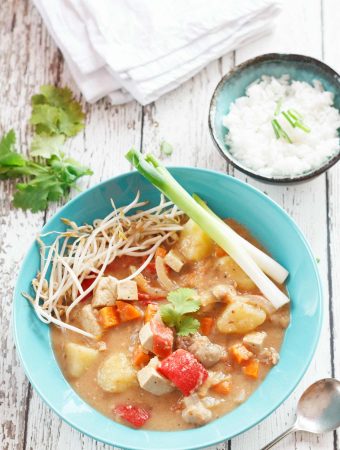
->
xmin=13 ymin=168 xmax=322 ymax=450
xmin=209 ymin=53 xmax=340 ymax=183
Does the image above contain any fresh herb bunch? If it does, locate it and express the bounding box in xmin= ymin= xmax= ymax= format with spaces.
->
xmin=0 ymin=86 xmax=92 ymax=212
xmin=160 ymin=288 xmax=201 ymax=336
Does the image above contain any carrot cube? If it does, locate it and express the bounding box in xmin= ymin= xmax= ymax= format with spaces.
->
xmin=199 ymin=317 xmax=214 ymax=336
xmin=242 ymin=359 xmax=259 ymax=379
xmin=116 ymin=301 xmax=142 ymax=322
xmin=98 ymin=306 xmax=120 ymax=329
xmin=133 ymin=345 xmax=151 ymax=369
xmin=155 ymin=246 xmax=167 ymax=258
xmin=229 ymin=343 xmax=253 ymax=364
xmin=211 ymin=380 xmax=231 ymax=395
xmin=144 ymin=303 xmax=159 ymax=323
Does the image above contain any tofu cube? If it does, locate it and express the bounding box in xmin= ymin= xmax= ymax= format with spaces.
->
xmin=92 ymin=276 xmax=117 ymax=308
xmin=164 ymin=249 xmax=184 ymax=273
xmin=65 ymin=343 xmax=98 ymax=378
xmin=243 ymin=331 xmax=267 ymax=353
xmin=97 ymin=353 xmax=137 ymax=393
xmin=78 ymin=304 xmax=102 ymax=337
xmin=117 ymin=280 xmax=138 ymax=301
xmin=137 ymin=357 xmax=174 ymax=395
xmin=139 ymin=322 xmax=154 ymax=352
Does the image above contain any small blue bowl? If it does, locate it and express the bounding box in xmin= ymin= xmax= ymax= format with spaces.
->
xmin=209 ymin=53 xmax=340 ymax=183
xmin=13 ymin=168 xmax=322 ymax=450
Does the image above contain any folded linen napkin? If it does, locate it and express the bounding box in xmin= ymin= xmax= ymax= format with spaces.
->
xmin=32 ymin=0 xmax=281 ymax=105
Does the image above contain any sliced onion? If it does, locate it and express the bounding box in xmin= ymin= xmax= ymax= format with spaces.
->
xmin=155 ymin=256 xmax=177 ymax=291
xmin=131 ymin=265 xmax=167 ymax=297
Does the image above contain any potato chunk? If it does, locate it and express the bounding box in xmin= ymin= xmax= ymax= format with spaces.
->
xmin=97 ymin=353 xmax=137 ymax=393
xmin=177 ymin=219 xmax=213 ymax=261
xmin=217 ymin=302 xmax=266 ymax=334
xmin=216 ymin=256 xmax=256 ymax=291
xmin=65 ymin=343 xmax=98 ymax=378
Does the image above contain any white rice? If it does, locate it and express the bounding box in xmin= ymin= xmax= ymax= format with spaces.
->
xmin=222 ymin=75 xmax=340 ymax=177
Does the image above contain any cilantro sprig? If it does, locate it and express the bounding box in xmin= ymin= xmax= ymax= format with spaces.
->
xmin=160 ymin=288 xmax=201 ymax=336
xmin=0 ymin=85 xmax=92 ymax=212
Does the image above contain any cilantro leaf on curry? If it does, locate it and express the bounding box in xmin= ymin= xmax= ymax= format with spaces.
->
xmin=160 ymin=288 xmax=201 ymax=336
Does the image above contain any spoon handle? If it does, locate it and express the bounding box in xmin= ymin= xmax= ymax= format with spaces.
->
xmin=261 ymin=425 xmax=298 ymax=450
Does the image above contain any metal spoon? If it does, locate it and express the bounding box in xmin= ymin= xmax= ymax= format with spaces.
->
xmin=262 ymin=378 xmax=340 ymax=449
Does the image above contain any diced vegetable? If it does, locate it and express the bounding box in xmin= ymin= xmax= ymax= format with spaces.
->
xmin=217 ymin=256 xmax=256 ymax=291
xmin=98 ymin=306 xmax=120 ymax=329
xmin=114 ymin=404 xmax=150 ymax=428
xmin=144 ymin=303 xmax=159 ymax=323
xmin=199 ymin=317 xmax=214 ymax=336
xmin=155 ymin=246 xmax=167 ymax=258
xmin=157 ymin=349 xmax=208 ymax=396
xmin=211 ymin=380 xmax=231 ymax=395
xmin=138 ymin=292 xmax=165 ymax=303
xmin=217 ymin=302 xmax=266 ymax=334
xmin=97 ymin=353 xmax=136 ymax=393
xmin=133 ymin=345 xmax=151 ymax=369
xmin=150 ymin=318 xmax=174 ymax=358
xmin=125 ymin=150 xmax=289 ymax=310
xmin=65 ymin=342 xmax=98 ymax=378
xmin=116 ymin=301 xmax=142 ymax=322
xmin=177 ymin=219 xmax=213 ymax=261
xmin=80 ymin=276 xmax=96 ymax=302
xmin=229 ymin=343 xmax=253 ymax=364
xmin=215 ymin=246 xmax=227 ymax=257
xmin=242 ymin=359 xmax=260 ymax=378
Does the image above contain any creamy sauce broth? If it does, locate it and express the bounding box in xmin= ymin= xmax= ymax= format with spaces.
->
xmin=52 ymin=220 xmax=290 ymax=430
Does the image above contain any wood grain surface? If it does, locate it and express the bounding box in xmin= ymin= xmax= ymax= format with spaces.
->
xmin=0 ymin=1 xmax=339 ymax=449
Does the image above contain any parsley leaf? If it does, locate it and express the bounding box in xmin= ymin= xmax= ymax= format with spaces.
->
xmin=30 ymin=134 xmax=65 ymax=158
xmin=31 ymin=85 xmax=85 ymax=137
xmin=0 ymin=130 xmax=26 ymax=171
xmin=160 ymin=288 xmax=201 ymax=336
xmin=12 ymin=154 xmax=93 ymax=212
xmin=177 ymin=316 xmax=201 ymax=336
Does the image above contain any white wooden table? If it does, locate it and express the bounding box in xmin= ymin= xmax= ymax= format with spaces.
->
xmin=1 ymin=1 xmax=339 ymax=449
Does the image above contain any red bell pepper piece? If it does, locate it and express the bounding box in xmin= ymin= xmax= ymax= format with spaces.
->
xmin=114 ymin=404 xmax=150 ymax=428
xmin=80 ymin=275 xmax=96 ymax=301
xmin=150 ymin=318 xmax=173 ymax=358
xmin=138 ymin=292 xmax=166 ymax=304
xmin=157 ymin=349 xmax=208 ymax=396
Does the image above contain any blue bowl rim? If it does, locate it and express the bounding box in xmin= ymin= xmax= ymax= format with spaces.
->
xmin=13 ymin=166 xmax=323 ymax=450
xmin=208 ymin=52 xmax=340 ymax=184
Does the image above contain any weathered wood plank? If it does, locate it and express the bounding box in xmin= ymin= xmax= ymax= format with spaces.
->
xmin=323 ymin=0 xmax=340 ymax=448
xmin=232 ymin=1 xmax=333 ymax=449
xmin=0 ymin=1 xmax=63 ymax=449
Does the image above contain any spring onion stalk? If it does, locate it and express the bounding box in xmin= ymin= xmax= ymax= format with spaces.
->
xmin=192 ymin=194 xmax=288 ymax=284
xmin=125 ymin=149 xmax=290 ymax=310
xmin=271 ymin=119 xmax=292 ymax=143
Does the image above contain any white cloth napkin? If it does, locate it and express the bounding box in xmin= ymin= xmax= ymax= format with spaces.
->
xmin=32 ymin=0 xmax=281 ymax=105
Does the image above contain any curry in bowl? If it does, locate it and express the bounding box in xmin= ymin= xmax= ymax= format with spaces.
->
xmin=25 ymin=152 xmax=291 ymax=430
